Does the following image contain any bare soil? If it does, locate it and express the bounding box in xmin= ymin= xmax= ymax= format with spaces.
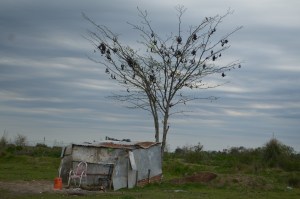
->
xmin=0 ymin=180 xmax=57 ymax=194
xmin=0 ymin=180 xmax=109 ymax=197
xmin=0 ymin=172 xmax=218 ymax=194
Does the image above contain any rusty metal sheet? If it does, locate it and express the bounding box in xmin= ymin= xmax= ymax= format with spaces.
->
xmin=72 ymin=141 xmax=160 ymax=150
xmin=135 ymin=142 xmax=160 ymax=149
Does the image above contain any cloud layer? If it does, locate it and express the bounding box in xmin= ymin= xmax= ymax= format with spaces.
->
xmin=1 ymin=0 xmax=299 ymax=151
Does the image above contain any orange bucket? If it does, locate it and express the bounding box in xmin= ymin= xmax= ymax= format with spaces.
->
xmin=54 ymin=177 xmax=62 ymax=190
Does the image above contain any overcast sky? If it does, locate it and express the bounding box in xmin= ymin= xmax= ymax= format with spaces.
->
xmin=1 ymin=0 xmax=299 ymax=152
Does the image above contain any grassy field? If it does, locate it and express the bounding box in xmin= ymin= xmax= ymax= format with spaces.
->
xmin=0 ymin=155 xmax=60 ymax=181
xmin=0 ymin=140 xmax=299 ymax=199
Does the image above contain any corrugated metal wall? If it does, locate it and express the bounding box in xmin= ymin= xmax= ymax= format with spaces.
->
xmin=131 ymin=145 xmax=162 ymax=184
xmin=60 ymin=143 xmax=162 ymax=190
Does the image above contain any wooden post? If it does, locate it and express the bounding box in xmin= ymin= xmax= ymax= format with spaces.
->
xmin=127 ymin=158 xmax=129 ymax=188
xmin=135 ymin=170 xmax=138 ymax=186
xmin=147 ymin=169 xmax=151 ymax=184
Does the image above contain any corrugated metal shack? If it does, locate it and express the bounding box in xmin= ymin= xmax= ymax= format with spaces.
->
xmin=59 ymin=141 xmax=162 ymax=190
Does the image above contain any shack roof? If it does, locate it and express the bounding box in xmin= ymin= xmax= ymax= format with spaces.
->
xmin=72 ymin=141 xmax=161 ymax=150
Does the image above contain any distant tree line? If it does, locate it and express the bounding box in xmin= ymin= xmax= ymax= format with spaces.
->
xmin=169 ymin=138 xmax=300 ymax=172
xmin=1 ymin=132 xmax=299 ymax=173
xmin=0 ymin=133 xmax=61 ymax=158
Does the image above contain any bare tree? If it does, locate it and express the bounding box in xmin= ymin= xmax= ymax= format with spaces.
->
xmin=14 ymin=134 xmax=27 ymax=147
xmin=83 ymin=6 xmax=242 ymax=156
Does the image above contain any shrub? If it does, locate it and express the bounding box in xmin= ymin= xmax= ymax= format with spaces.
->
xmin=174 ymin=142 xmax=204 ymax=164
xmin=5 ymin=144 xmax=17 ymax=154
xmin=262 ymin=138 xmax=299 ymax=171
xmin=0 ymin=134 xmax=8 ymax=149
xmin=185 ymin=151 xmax=203 ymax=164
xmin=35 ymin=143 xmax=47 ymax=148
xmin=34 ymin=146 xmax=62 ymax=157
xmin=287 ymin=174 xmax=300 ymax=188
xmin=14 ymin=134 xmax=27 ymax=147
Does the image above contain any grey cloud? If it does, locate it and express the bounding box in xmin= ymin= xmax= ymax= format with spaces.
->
xmin=0 ymin=0 xmax=299 ymax=152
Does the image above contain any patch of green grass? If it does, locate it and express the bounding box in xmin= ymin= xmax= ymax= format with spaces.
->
xmin=0 ymin=154 xmax=60 ymax=181
xmin=163 ymin=158 xmax=213 ymax=180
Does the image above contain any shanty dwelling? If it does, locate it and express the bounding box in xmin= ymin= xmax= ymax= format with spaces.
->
xmin=59 ymin=141 xmax=162 ymax=191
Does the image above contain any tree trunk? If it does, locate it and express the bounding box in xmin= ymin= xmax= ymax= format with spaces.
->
xmin=149 ymin=96 xmax=160 ymax=142
xmin=161 ymin=110 xmax=169 ymax=158
xmin=153 ymin=112 xmax=159 ymax=142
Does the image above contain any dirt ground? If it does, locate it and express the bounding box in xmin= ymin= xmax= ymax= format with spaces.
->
xmin=0 ymin=172 xmax=218 ymax=195
xmin=0 ymin=180 xmax=107 ymax=196
xmin=0 ymin=180 xmax=57 ymax=194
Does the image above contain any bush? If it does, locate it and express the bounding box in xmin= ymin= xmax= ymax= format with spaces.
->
xmin=32 ymin=146 xmax=62 ymax=157
xmin=287 ymin=174 xmax=300 ymax=188
xmin=0 ymin=134 xmax=8 ymax=149
xmin=262 ymin=138 xmax=296 ymax=169
xmin=170 ymin=138 xmax=300 ymax=173
xmin=174 ymin=142 xmax=204 ymax=164
xmin=278 ymin=155 xmax=300 ymax=172
xmin=6 ymin=144 xmax=17 ymax=154
xmin=185 ymin=151 xmax=203 ymax=164
xmin=35 ymin=143 xmax=48 ymax=148
xmin=14 ymin=134 xmax=27 ymax=147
